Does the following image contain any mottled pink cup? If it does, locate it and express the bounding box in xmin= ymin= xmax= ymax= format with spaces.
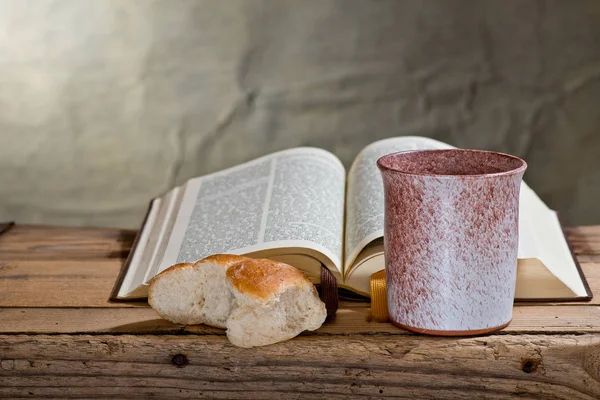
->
xmin=377 ymin=149 xmax=527 ymax=336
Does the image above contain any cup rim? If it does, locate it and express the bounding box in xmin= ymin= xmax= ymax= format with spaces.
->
xmin=376 ymin=149 xmax=527 ymax=179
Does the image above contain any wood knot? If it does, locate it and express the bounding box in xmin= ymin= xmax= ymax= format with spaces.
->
xmin=521 ymin=359 xmax=538 ymax=374
xmin=0 ymin=359 xmax=15 ymax=371
xmin=171 ymin=354 xmax=188 ymax=368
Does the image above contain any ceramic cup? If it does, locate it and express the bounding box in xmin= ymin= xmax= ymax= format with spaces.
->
xmin=377 ymin=149 xmax=527 ymax=336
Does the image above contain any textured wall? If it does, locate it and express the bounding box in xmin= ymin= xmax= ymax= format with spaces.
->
xmin=1 ymin=0 xmax=599 ymax=228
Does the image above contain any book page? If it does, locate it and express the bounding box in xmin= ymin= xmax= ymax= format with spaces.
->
xmin=517 ymin=184 xmax=588 ymax=297
xmin=158 ymin=147 xmax=346 ymax=276
xmin=343 ymin=136 xmax=588 ymax=300
xmin=117 ymin=197 xmax=162 ymax=298
xmin=344 ymin=136 xmax=452 ymax=271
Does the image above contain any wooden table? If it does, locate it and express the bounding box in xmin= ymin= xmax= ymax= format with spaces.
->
xmin=1 ymin=225 xmax=600 ymax=399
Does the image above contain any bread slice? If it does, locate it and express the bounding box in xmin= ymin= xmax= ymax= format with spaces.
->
xmin=148 ymin=255 xmax=327 ymax=347
xmin=225 ymin=258 xmax=327 ymax=348
xmin=148 ymin=254 xmax=250 ymax=328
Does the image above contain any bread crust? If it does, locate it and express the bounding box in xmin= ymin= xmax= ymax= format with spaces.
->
xmin=148 ymin=254 xmax=250 ymax=288
xmin=226 ymin=258 xmax=314 ymax=301
xmin=148 ymin=262 xmax=193 ymax=291
xmin=196 ymin=254 xmax=251 ymax=268
xmin=147 ymin=255 xmax=251 ymax=308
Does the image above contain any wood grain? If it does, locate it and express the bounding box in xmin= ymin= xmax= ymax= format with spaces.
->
xmin=1 ymin=334 xmax=599 ymax=399
xmin=0 ymin=259 xmax=598 ymax=307
xmin=0 ymin=224 xmax=136 ymax=261
xmin=0 ymin=260 xmax=145 ymax=308
xmin=0 ymin=225 xmax=594 ymax=260
xmin=565 ymin=226 xmax=600 ymax=256
xmin=4 ymin=259 xmax=594 ymax=308
xmin=1 ymin=225 xmax=600 ymax=398
xmin=0 ymin=224 xmax=599 ymax=308
xmin=0 ymin=225 xmax=137 ymax=307
xmin=2 ymin=304 xmax=600 ymax=335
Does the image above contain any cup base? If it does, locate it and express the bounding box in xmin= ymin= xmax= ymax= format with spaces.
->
xmin=390 ymin=319 xmax=511 ymax=336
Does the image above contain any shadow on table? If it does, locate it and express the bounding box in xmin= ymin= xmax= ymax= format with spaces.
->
xmin=109 ymin=318 xmax=226 ymax=335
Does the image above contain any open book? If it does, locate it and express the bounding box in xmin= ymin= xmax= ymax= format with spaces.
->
xmin=111 ymin=136 xmax=592 ymax=302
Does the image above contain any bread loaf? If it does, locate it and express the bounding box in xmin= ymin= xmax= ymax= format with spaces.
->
xmin=225 ymin=258 xmax=327 ymax=348
xmin=148 ymin=254 xmax=250 ymax=328
xmin=148 ymin=255 xmax=327 ymax=347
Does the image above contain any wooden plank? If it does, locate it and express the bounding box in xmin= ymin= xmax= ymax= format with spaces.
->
xmin=0 ymin=224 xmax=136 ymax=261
xmin=0 ymin=334 xmax=599 ymax=399
xmin=0 ymin=258 xmax=597 ymax=309
xmin=0 ymin=225 xmax=599 ymax=398
xmin=565 ymin=226 xmax=600 ymax=256
xmin=2 ymin=305 xmax=600 ymax=335
xmin=2 ymin=259 xmax=597 ymax=308
xmin=0 ymin=260 xmax=144 ymax=308
xmin=0 ymin=225 xmax=598 ymax=309
xmin=0 ymin=225 xmax=597 ymax=261
xmin=578 ymin=254 xmax=600 ymax=264
xmin=0 ymin=308 xmax=192 ymax=335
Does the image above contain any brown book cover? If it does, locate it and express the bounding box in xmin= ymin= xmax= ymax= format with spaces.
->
xmin=0 ymin=222 xmax=15 ymax=237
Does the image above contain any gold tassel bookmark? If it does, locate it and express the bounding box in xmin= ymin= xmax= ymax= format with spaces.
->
xmin=369 ymin=270 xmax=389 ymax=322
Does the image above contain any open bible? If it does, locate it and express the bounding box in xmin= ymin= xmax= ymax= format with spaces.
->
xmin=111 ymin=136 xmax=592 ymax=302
